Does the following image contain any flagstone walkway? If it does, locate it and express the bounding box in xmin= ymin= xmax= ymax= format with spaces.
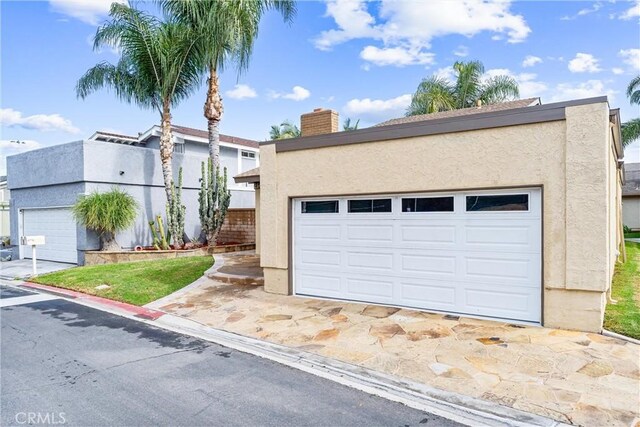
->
xmin=148 ymin=253 xmax=640 ymax=427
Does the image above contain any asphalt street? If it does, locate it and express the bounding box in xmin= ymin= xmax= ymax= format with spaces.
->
xmin=1 ymin=285 xmax=462 ymax=427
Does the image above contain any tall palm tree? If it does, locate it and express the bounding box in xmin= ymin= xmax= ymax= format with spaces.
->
xmin=269 ymin=120 xmax=300 ymax=140
xmin=622 ymin=75 xmax=640 ymax=147
xmin=161 ymin=0 xmax=296 ymax=170
xmin=77 ymin=3 xmax=203 ymax=204
xmin=406 ymin=60 xmax=520 ymax=116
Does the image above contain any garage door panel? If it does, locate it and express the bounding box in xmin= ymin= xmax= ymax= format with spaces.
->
xmin=400 ymin=253 xmax=456 ymax=278
xmin=400 ymin=224 xmax=456 ymax=246
xmin=463 ymin=288 xmax=539 ymax=322
xmin=22 ymin=208 xmax=77 ymax=264
xmin=346 ymin=251 xmax=394 ymax=272
xmin=346 ymin=277 xmax=394 ymax=300
xmin=294 ymin=188 xmax=541 ymax=324
xmin=399 ymin=280 xmax=457 ymax=309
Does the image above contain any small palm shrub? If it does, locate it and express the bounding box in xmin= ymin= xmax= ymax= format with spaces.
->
xmin=73 ymin=189 xmax=138 ymax=251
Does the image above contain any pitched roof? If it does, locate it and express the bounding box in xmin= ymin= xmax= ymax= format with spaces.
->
xmin=234 ymin=167 xmax=260 ymax=184
xmin=171 ymin=125 xmax=259 ymax=149
xmin=623 ymin=163 xmax=640 ymax=197
xmin=375 ymin=98 xmax=541 ymax=127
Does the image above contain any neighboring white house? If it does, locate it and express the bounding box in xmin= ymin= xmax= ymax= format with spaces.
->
xmin=623 ymin=163 xmax=640 ymax=231
xmin=7 ymin=124 xmax=259 ymax=265
xmin=0 ymin=176 xmax=9 ymax=237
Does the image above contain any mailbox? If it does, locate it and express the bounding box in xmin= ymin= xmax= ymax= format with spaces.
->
xmin=21 ymin=235 xmax=46 ymax=246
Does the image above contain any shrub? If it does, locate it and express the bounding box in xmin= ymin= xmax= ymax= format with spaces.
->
xmin=624 ymin=224 xmax=632 ymax=234
xmin=73 ymin=189 xmax=138 ymax=251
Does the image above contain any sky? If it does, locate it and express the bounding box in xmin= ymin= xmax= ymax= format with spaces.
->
xmin=1 ymin=0 xmax=640 ymax=175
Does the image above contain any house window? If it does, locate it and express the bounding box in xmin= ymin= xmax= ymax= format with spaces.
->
xmin=402 ymin=197 xmax=454 ymax=212
xmin=241 ymin=150 xmax=256 ymax=159
xmin=348 ymin=199 xmax=392 ymax=213
xmin=466 ymin=194 xmax=529 ymax=212
xmin=173 ymin=143 xmax=185 ymax=154
xmin=301 ymin=200 xmax=339 ymax=213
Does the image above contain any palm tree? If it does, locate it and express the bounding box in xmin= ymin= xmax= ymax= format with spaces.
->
xmin=343 ymin=118 xmax=360 ymax=131
xmin=77 ymin=3 xmax=203 ymax=204
xmin=406 ymin=60 xmax=520 ymax=116
xmin=161 ymin=0 xmax=296 ymax=170
xmin=270 ymin=120 xmax=301 ymax=140
xmin=622 ymin=75 xmax=640 ymax=147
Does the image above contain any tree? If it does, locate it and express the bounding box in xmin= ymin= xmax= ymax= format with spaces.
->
xmin=406 ymin=60 xmax=520 ymax=116
xmin=161 ymin=0 xmax=296 ymax=170
xmin=343 ymin=118 xmax=360 ymax=131
xmin=77 ymin=3 xmax=203 ymax=205
xmin=269 ymin=120 xmax=301 ymax=140
xmin=73 ymin=189 xmax=138 ymax=251
xmin=622 ymin=75 xmax=640 ymax=147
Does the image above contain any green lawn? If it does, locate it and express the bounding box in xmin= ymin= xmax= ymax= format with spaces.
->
xmin=32 ymin=256 xmax=213 ymax=306
xmin=624 ymin=231 xmax=640 ymax=239
xmin=604 ymin=242 xmax=640 ymax=340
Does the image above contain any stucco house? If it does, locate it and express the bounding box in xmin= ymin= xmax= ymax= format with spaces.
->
xmin=622 ymin=163 xmax=640 ymax=231
xmin=0 ymin=176 xmax=9 ymax=238
xmin=236 ymin=96 xmax=624 ymax=333
xmin=7 ymin=125 xmax=258 ymax=265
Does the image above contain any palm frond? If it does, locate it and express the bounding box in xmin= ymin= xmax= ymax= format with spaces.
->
xmin=406 ymin=76 xmax=455 ymax=116
xmin=627 ymin=75 xmax=640 ymax=106
xmin=622 ymin=118 xmax=640 ymax=148
xmin=481 ymin=75 xmax=520 ymax=104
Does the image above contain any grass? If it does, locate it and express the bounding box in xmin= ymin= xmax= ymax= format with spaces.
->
xmin=32 ymin=256 xmax=213 ymax=306
xmin=624 ymin=231 xmax=640 ymax=239
xmin=604 ymin=242 xmax=640 ymax=340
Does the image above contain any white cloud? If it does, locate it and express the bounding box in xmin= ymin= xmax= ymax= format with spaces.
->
xmin=561 ymin=2 xmax=602 ymax=20
xmin=549 ymin=80 xmax=617 ymax=103
xmin=225 ymin=84 xmax=258 ymax=100
xmin=360 ymin=46 xmax=435 ymax=67
xmin=315 ymin=0 xmax=530 ymax=66
xmin=619 ymin=48 xmax=640 ymax=72
xmin=0 ymin=140 xmax=42 ymax=175
xmin=619 ymin=0 xmax=640 ymax=20
xmin=49 ymin=0 xmax=125 ymax=25
xmin=434 ymin=66 xmax=456 ymax=82
xmin=625 ymin=141 xmax=640 ymax=163
xmin=484 ymin=69 xmax=548 ymax=99
xmin=522 ymin=55 xmax=542 ymax=68
xmin=343 ymin=94 xmax=412 ymax=122
xmin=453 ymin=45 xmax=469 ymax=57
xmin=0 ymin=108 xmax=80 ymax=134
xmin=612 ymin=67 xmax=625 ymax=75
xmin=270 ymin=86 xmax=311 ymax=101
xmin=568 ymin=53 xmax=602 ymax=73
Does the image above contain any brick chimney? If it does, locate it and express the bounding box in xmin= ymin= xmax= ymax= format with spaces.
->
xmin=300 ymin=108 xmax=339 ymax=137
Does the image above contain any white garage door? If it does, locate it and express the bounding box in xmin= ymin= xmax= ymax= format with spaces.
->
xmin=293 ymin=188 xmax=541 ymax=324
xmin=22 ymin=208 xmax=78 ymax=264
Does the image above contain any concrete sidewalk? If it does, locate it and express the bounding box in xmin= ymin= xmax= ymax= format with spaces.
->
xmin=147 ymin=253 xmax=640 ymax=427
xmin=0 ymin=259 xmax=74 ymax=280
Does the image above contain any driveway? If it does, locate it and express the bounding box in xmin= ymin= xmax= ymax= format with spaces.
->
xmin=1 ymin=285 xmax=456 ymax=427
xmin=0 ymin=259 xmax=74 ymax=280
xmin=148 ymin=252 xmax=640 ymax=427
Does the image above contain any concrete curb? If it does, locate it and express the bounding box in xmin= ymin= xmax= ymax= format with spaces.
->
xmin=602 ymin=329 xmax=640 ymax=345
xmin=2 ymin=279 xmax=569 ymax=427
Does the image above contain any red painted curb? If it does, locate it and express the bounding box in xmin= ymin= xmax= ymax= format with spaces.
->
xmin=21 ymin=282 xmax=165 ymax=320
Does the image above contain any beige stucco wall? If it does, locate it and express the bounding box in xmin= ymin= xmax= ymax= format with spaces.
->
xmin=259 ymin=101 xmax=621 ymax=332
xmin=255 ymin=187 xmax=261 ymax=255
xmin=623 ymin=197 xmax=640 ymax=230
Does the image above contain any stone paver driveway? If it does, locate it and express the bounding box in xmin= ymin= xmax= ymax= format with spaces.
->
xmin=149 ymin=255 xmax=640 ymax=427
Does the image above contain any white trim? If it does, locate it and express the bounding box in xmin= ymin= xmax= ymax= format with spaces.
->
xmin=139 ymin=125 xmax=259 ymax=152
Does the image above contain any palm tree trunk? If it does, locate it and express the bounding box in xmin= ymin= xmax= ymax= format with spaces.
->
xmin=204 ymin=66 xmax=223 ymax=170
xmin=100 ymin=232 xmax=120 ymax=251
xmin=159 ymin=100 xmax=174 ymax=205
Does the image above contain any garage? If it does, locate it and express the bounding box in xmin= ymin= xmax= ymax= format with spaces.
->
xmin=293 ymin=188 xmax=541 ymax=324
xmin=21 ymin=208 xmax=78 ymax=264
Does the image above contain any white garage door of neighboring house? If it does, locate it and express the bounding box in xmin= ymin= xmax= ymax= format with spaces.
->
xmin=293 ymin=188 xmax=542 ymax=324
xmin=22 ymin=208 xmax=78 ymax=264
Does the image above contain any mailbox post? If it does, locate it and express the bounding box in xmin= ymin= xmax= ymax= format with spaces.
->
xmin=20 ymin=235 xmax=46 ymax=276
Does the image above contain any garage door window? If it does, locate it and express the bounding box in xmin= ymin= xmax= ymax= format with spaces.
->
xmin=402 ymin=197 xmax=454 ymax=212
xmin=348 ymin=199 xmax=392 ymax=213
xmin=466 ymin=194 xmax=529 ymax=212
xmin=301 ymin=200 xmax=339 ymax=213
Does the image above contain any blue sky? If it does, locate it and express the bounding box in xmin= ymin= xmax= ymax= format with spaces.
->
xmin=1 ymin=0 xmax=639 ymax=174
